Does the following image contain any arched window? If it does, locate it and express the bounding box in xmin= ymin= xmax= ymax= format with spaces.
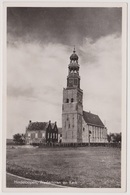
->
xmin=71 ymin=98 xmax=74 ymax=102
xmin=66 ymin=98 xmax=69 ymax=103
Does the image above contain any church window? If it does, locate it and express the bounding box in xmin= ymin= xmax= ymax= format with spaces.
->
xmin=66 ymin=98 xmax=69 ymax=103
xmin=74 ymin=79 xmax=77 ymax=85
xmin=48 ymin=133 xmax=49 ymax=139
xmin=71 ymin=98 xmax=73 ymax=102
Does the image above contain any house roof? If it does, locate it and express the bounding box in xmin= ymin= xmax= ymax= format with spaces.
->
xmin=83 ymin=111 xmax=105 ymax=128
xmin=51 ymin=123 xmax=55 ymax=129
xmin=27 ymin=122 xmax=49 ymax=131
xmin=26 ymin=121 xmax=58 ymax=131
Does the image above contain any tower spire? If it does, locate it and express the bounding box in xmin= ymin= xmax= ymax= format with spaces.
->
xmin=62 ymin=48 xmax=83 ymax=143
xmin=67 ymin=48 xmax=80 ymax=88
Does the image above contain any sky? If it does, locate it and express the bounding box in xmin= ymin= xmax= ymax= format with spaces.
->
xmin=7 ymin=7 xmax=122 ymax=138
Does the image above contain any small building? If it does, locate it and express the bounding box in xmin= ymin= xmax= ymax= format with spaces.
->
xmin=25 ymin=120 xmax=58 ymax=144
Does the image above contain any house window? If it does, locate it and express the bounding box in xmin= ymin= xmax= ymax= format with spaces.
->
xmin=66 ymin=98 xmax=69 ymax=103
xmin=38 ymin=132 xmax=42 ymax=138
xmin=68 ymin=124 xmax=70 ymax=128
xmin=71 ymin=98 xmax=74 ymax=102
xmin=83 ymin=127 xmax=85 ymax=131
xmin=42 ymin=132 xmax=45 ymax=138
xmin=48 ymin=133 xmax=49 ymax=139
xmin=53 ymin=133 xmax=55 ymax=138
xmin=28 ymin=133 xmax=31 ymax=137
xmin=31 ymin=133 xmax=35 ymax=139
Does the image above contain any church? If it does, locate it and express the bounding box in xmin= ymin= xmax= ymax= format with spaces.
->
xmin=62 ymin=48 xmax=107 ymax=143
xmin=25 ymin=48 xmax=107 ymax=145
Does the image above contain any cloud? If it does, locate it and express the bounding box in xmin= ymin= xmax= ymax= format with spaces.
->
xmin=7 ymin=7 xmax=122 ymax=46
xmin=80 ymin=34 xmax=121 ymax=132
xmin=7 ymin=34 xmax=121 ymax=138
xmin=7 ymin=41 xmax=70 ymax=137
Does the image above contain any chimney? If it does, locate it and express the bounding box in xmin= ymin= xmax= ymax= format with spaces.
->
xmin=49 ymin=120 xmax=51 ymax=124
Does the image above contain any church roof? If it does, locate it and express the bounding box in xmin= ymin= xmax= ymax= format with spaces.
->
xmin=83 ymin=111 xmax=105 ymax=128
xmin=27 ymin=122 xmax=49 ymax=131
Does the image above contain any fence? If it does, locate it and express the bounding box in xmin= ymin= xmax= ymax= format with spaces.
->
xmin=38 ymin=142 xmax=121 ymax=148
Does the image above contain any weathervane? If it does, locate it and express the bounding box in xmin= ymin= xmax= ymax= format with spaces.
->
xmin=73 ymin=45 xmax=76 ymax=53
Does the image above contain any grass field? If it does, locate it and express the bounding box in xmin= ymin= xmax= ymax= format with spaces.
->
xmin=6 ymin=146 xmax=121 ymax=188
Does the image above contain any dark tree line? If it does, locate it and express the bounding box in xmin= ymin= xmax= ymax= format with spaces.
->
xmin=13 ymin=132 xmax=121 ymax=144
xmin=107 ymin=133 xmax=121 ymax=143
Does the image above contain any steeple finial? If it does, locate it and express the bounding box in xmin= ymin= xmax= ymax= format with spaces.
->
xmin=73 ymin=45 xmax=76 ymax=53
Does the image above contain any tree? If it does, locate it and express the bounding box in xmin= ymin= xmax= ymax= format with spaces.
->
xmin=13 ymin=133 xmax=25 ymax=145
xmin=107 ymin=132 xmax=121 ymax=143
xmin=107 ymin=134 xmax=111 ymax=143
xmin=114 ymin=133 xmax=121 ymax=143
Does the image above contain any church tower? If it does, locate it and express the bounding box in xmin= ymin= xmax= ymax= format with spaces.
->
xmin=62 ymin=48 xmax=83 ymax=143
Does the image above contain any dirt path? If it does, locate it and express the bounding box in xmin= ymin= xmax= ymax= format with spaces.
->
xmin=6 ymin=172 xmax=65 ymax=188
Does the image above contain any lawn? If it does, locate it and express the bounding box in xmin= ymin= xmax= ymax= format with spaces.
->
xmin=6 ymin=146 xmax=121 ymax=188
